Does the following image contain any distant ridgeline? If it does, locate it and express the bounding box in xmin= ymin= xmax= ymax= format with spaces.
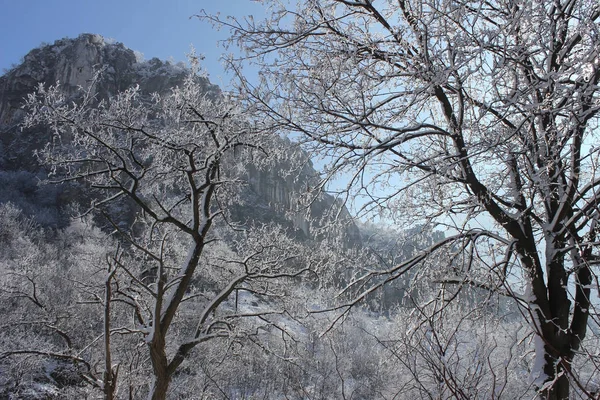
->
xmin=0 ymin=33 xmax=360 ymax=245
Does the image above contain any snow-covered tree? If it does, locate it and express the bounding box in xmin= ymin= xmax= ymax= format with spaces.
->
xmin=204 ymin=1 xmax=600 ymax=398
xmin=23 ymin=67 xmax=319 ymax=400
xmin=0 ymin=204 xmax=112 ymax=399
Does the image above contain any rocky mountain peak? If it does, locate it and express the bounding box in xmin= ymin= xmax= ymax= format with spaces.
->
xmin=2 ymin=34 xmax=131 ymax=126
xmin=1 ymin=33 xmax=218 ymax=128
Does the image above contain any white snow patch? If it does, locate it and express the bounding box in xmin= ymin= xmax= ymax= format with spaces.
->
xmin=134 ymin=50 xmax=145 ymax=63
xmin=531 ymin=334 xmax=549 ymax=388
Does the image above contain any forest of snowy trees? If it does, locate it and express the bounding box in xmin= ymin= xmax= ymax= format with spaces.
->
xmin=1 ymin=0 xmax=600 ymax=399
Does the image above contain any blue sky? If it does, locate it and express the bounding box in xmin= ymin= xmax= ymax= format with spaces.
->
xmin=0 ymin=0 xmax=266 ymax=86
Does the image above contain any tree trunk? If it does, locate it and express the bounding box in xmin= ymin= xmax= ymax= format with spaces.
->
xmin=538 ymin=318 xmax=573 ymax=400
xmin=148 ymin=373 xmax=171 ymax=400
xmin=104 ymin=265 xmax=117 ymax=400
xmin=148 ymin=332 xmax=171 ymax=400
xmin=540 ymin=362 xmax=570 ymax=400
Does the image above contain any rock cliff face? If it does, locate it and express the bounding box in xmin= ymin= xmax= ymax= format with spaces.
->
xmin=2 ymin=35 xmax=133 ymax=128
xmin=0 ymin=34 xmax=360 ymax=243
